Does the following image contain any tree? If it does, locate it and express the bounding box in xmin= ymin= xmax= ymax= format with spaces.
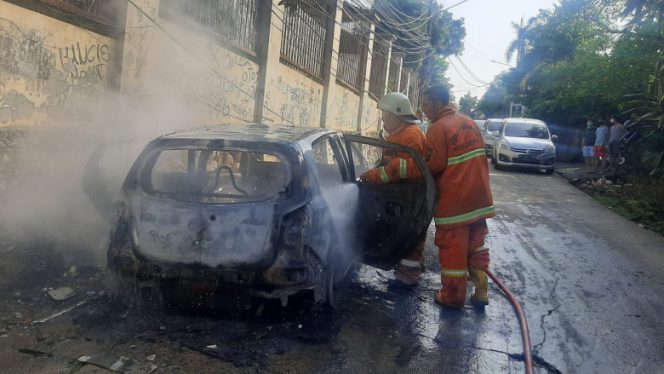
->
xmin=369 ymin=0 xmax=465 ymax=86
xmin=505 ymin=17 xmax=539 ymax=63
xmin=478 ymin=74 xmax=511 ymax=118
xmin=458 ymin=92 xmax=478 ymax=116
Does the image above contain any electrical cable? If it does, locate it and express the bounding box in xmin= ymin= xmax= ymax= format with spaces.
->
xmin=126 ymin=0 xmax=293 ymax=124
xmin=454 ymin=55 xmax=489 ymax=84
xmin=127 ymin=0 xmax=433 ymax=126
xmin=447 ymin=57 xmax=487 ymax=87
xmin=443 ymin=0 xmax=472 ymax=11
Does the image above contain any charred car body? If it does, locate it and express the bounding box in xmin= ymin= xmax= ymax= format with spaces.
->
xmin=84 ymin=124 xmax=434 ymax=305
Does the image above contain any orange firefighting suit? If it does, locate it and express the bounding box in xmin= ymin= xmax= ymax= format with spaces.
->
xmin=364 ymin=107 xmax=495 ymax=307
xmin=365 ymin=123 xmax=427 ymax=262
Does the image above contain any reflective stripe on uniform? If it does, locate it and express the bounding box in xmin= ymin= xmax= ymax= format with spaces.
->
xmin=471 ymin=246 xmax=490 ymax=254
xmin=400 ymin=258 xmax=421 ymax=267
xmin=399 ymin=159 xmax=407 ymax=179
xmin=441 ymin=268 xmax=467 ymax=277
xmin=434 ymin=206 xmax=495 ymax=225
xmin=379 ymin=166 xmax=389 ymax=183
xmin=447 ymin=148 xmax=485 ymax=166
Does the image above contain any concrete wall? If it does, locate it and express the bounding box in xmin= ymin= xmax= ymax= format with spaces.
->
xmin=0 ymin=1 xmax=118 ymax=127
xmin=120 ymin=0 xmax=258 ymax=124
xmin=263 ymin=67 xmax=323 ymax=127
xmin=0 ymin=0 xmax=404 ymax=134
xmin=361 ymin=96 xmax=381 ymax=137
xmin=328 ymin=83 xmax=361 ymax=132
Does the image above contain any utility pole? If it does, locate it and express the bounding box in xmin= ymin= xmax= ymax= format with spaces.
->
xmin=516 ymin=17 xmax=524 ymax=65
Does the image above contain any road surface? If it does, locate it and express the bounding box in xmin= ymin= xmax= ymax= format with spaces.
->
xmin=0 ymin=167 xmax=663 ymax=373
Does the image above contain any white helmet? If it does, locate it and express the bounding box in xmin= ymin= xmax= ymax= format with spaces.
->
xmin=378 ymin=92 xmax=419 ymax=123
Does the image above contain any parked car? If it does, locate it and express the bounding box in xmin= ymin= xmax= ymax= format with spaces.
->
xmin=482 ymin=118 xmax=504 ymax=157
xmin=474 ymin=119 xmax=486 ymax=132
xmin=83 ymin=123 xmax=435 ymax=306
xmin=491 ymin=118 xmax=558 ymax=174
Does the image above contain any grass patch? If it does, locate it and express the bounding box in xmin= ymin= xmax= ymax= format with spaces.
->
xmin=587 ymin=177 xmax=664 ymax=236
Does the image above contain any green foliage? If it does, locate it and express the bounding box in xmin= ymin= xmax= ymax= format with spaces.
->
xmin=479 ymin=0 xmax=662 ymax=127
xmin=591 ymin=176 xmax=664 ymax=235
xmin=458 ymin=92 xmax=478 ymax=116
xmin=371 ymin=0 xmax=465 ymax=89
xmin=477 ymin=74 xmax=511 ymax=117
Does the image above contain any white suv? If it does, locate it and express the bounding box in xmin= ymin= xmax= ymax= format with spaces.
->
xmin=492 ymin=118 xmax=558 ymax=174
xmin=482 ymin=118 xmax=504 ymax=157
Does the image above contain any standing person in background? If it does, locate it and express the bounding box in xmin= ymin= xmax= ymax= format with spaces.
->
xmin=608 ymin=116 xmax=625 ymax=169
xmin=594 ymin=119 xmax=609 ymax=171
xmin=361 ymin=92 xmax=427 ymax=287
xmin=581 ymin=120 xmax=596 ymax=170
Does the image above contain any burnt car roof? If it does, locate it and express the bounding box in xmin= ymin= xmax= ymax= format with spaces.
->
xmin=158 ymin=123 xmax=334 ymax=144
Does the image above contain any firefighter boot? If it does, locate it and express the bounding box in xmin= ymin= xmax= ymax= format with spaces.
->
xmin=394 ymin=259 xmax=422 ymax=286
xmin=434 ymin=277 xmax=466 ymax=309
xmin=469 ymin=268 xmax=489 ymax=307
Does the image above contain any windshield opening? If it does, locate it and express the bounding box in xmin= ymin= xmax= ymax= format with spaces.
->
xmin=142 ymin=148 xmax=290 ymax=203
xmin=504 ymin=123 xmax=550 ymax=139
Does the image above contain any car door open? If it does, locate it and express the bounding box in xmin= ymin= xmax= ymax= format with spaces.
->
xmin=343 ymin=134 xmax=435 ymax=270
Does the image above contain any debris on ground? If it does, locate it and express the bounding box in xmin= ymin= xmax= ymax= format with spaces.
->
xmin=18 ymin=348 xmax=52 ymax=357
xmin=47 ymin=287 xmax=76 ymax=301
xmin=78 ymin=354 xmax=133 ymax=373
xmin=557 ymin=163 xmax=664 ymax=235
xmin=32 ymin=300 xmax=88 ymax=324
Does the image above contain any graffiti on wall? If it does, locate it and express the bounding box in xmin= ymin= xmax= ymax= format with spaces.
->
xmin=361 ymin=98 xmax=381 ymax=136
xmin=58 ymin=42 xmax=111 ymax=85
xmin=0 ymin=17 xmax=112 ymax=125
xmin=184 ymin=47 xmax=258 ymax=122
xmin=266 ymin=76 xmax=321 ymax=127
xmin=332 ymin=87 xmax=360 ymax=132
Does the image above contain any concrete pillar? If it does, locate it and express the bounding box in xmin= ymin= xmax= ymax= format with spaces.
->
xmin=319 ymin=0 xmax=343 ymax=129
xmin=356 ymin=22 xmax=375 ymax=135
xmin=253 ymin=0 xmax=276 ymax=123
xmin=382 ymin=37 xmax=394 ymax=95
xmin=404 ymin=68 xmax=412 ymax=95
xmin=393 ymin=52 xmax=404 ymax=93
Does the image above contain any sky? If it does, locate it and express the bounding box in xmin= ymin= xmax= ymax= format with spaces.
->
xmin=443 ymin=0 xmax=559 ymax=101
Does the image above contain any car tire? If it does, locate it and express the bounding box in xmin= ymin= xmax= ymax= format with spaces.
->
xmin=491 ymin=152 xmax=496 ymax=165
xmin=544 ymin=168 xmax=554 ymax=175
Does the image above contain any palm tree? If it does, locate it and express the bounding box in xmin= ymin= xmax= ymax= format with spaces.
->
xmin=622 ymin=0 xmax=664 ymax=29
xmin=505 ymin=15 xmax=541 ymax=64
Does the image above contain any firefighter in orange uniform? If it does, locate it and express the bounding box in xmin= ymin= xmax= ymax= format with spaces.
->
xmin=361 ymin=92 xmax=427 ymax=286
xmin=364 ymin=85 xmax=495 ymax=308
xmin=422 ymin=85 xmax=494 ymax=309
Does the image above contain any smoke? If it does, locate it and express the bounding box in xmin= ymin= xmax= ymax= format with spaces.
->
xmin=321 ymin=183 xmax=362 ymax=277
xmin=0 ymin=5 xmax=247 ymax=269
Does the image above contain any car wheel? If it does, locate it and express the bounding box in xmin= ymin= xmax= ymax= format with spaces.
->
xmin=544 ymin=168 xmax=554 ymax=175
xmin=491 ymin=151 xmax=496 ymax=165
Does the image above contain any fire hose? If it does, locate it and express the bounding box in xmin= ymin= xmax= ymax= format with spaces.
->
xmin=486 ymin=270 xmax=534 ymax=374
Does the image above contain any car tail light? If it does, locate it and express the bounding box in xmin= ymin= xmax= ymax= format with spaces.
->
xmin=280 ymin=207 xmax=308 ymax=252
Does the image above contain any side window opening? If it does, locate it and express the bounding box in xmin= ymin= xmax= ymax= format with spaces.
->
xmin=312 ymin=137 xmax=344 ymax=187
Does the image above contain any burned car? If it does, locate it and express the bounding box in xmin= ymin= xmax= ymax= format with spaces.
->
xmin=84 ymin=124 xmax=434 ymax=306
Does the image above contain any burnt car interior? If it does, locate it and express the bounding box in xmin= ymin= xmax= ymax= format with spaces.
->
xmin=344 ymin=135 xmax=435 ymax=270
xmin=141 ymin=148 xmax=291 ymax=203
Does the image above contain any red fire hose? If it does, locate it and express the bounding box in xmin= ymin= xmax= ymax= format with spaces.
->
xmin=486 ymin=270 xmax=534 ymax=374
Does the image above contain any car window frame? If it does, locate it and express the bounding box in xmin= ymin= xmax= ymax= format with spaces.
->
xmin=137 ymin=145 xmax=293 ymax=204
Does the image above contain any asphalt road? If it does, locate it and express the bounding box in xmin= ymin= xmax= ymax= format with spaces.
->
xmin=1 ymin=167 xmax=663 ymax=373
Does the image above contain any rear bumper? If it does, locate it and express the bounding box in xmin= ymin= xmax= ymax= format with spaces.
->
xmin=108 ymin=242 xmax=321 ymax=299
